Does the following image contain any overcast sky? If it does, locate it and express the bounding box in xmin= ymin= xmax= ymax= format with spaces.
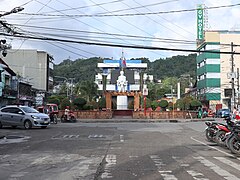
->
xmin=1 ymin=0 xmax=240 ymax=64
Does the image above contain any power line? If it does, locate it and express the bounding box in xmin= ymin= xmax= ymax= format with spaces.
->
xmin=96 ymin=0 xmax=179 ymax=15
xmin=131 ymin=0 xmax=195 ymax=39
xmin=44 ymin=0 xmax=125 ymax=13
xmin=120 ymin=0 xmax=190 ymax=47
xmin=88 ymin=0 xmax=165 ymax=57
xmin=33 ymin=0 xmax=140 ymax=47
xmin=11 ymin=23 xmax=240 ymax=48
xmin=2 ymin=32 xmax=240 ymax=55
xmin=11 ymin=23 xmax=196 ymax=43
xmin=14 ymin=3 xmax=240 ymax=17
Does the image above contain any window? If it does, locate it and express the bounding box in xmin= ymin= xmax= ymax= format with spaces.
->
xmin=1 ymin=107 xmax=21 ymax=114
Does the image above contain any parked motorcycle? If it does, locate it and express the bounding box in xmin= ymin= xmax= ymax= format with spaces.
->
xmin=214 ymin=117 xmax=234 ymax=146
xmin=226 ymin=124 xmax=240 ymax=155
xmin=205 ymin=121 xmax=220 ymax=142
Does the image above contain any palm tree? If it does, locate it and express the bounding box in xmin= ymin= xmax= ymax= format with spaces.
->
xmin=76 ymin=81 xmax=98 ymax=102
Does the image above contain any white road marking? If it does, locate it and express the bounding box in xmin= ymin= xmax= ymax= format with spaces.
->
xmin=190 ymin=137 xmax=235 ymax=157
xmin=101 ymin=154 xmax=116 ymax=179
xmin=110 ymin=147 xmax=121 ymax=150
xmin=10 ymin=172 xmax=28 ymax=179
xmin=120 ymin=135 xmax=124 ymax=142
xmin=173 ymin=156 xmax=207 ymax=179
xmin=187 ymin=170 xmax=209 ymax=180
xmin=150 ymin=155 xmax=177 ymax=180
xmin=63 ymin=135 xmax=68 ymax=138
xmin=159 ymin=171 xmax=178 ymax=180
xmin=214 ymin=157 xmax=240 ymax=170
xmin=129 ymin=155 xmax=138 ymax=158
xmin=194 ymin=156 xmax=239 ymax=180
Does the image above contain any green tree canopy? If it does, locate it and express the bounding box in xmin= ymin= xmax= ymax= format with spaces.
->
xmin=73 ymin=97 xmax=87 ymax=110
xmin=159 ymin=100 xmax=169 ymax=110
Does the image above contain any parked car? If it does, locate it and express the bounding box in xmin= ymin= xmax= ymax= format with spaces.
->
xmin=0 ymin=105 xmax=50 ymax=129
xmin=215 ymin=109 xmax=230 ymax=118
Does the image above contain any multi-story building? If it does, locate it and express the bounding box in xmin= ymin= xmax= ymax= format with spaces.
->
xmin=3 ymin=49 xmax=54 ymax=105
xmin=196 ymin=31 xmax=240 ymax=110
xmin=0 ymin=58 xmax=17 ymax=106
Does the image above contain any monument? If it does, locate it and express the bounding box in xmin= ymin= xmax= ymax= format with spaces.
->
xmin=116 ymin=70 xmax=128 ymax=109
xmin=117 ymin=70 xmax=128 ymax=92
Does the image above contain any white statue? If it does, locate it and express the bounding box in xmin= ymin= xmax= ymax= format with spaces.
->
xmin=117 ymin=70 xmax=128 ymax=92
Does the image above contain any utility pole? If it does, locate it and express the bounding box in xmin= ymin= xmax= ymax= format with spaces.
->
xmin=237 ymin=68 xmax=239 ymax=108
xmin=231 ymin=42 xmax=235 ymax=111
xmin=0 ymin=7 xmax=24 ymax=56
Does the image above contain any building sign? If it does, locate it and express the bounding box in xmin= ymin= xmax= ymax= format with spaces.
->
xmin=197 ymin=4 xmax=204 ymax=40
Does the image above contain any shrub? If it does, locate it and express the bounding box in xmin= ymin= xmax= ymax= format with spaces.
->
xmin=151 ymin=101 xmax=159 ymax=111
xmin=159 ymin=100 xmax=169 ymax=111
xmin=73 ymin=97 xmax=87 ymax=110
xmin=98 ymin=97 xmax=106 ymax=110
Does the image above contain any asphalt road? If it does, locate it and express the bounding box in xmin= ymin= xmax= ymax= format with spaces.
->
xmin=0 ymin=119 xmax=240 ymax=180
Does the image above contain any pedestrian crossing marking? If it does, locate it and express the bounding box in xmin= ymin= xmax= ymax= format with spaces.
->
xmin=187 ymin=170 xmax=209 ymax=180
xmin=194 ymin=156 xmax=239 ymax=180
xmin=101 ymin=154 xmax=116 ymax=179
xmin=214 ymin=157 xmax=240 ymax=171
xmin=150 ymin=155 xmax=177 ymax=180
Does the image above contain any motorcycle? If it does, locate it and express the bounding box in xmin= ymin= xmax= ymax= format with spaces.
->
xmin=227 ymin=124 xmax=240 ymax=155
xmin=60 ymin=110 xmax=76 ymax=123
xmin=214 ymin=117 xmax=234 ymax=146
xmin=205 ymin=121 xmax=220 ymax=142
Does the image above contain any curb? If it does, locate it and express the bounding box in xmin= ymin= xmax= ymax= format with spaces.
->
xmin=76 ymin=118 xmax=216 ymax=123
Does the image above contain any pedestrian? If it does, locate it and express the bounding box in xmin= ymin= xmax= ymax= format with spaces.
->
xmin=232 ymin=106 xmax=237 ymax=119
xmin=198 ymin=107 xmax=203 ymax=119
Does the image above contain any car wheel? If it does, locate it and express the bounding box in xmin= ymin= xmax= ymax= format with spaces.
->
xmin=24 ymin=120 xmax=32 ymax=129
xmin=41 ymin=126 xmax=47 ymax=129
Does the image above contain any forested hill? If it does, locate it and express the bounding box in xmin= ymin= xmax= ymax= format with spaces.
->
xmin=53 ymin=54 xmax=197 ymax=82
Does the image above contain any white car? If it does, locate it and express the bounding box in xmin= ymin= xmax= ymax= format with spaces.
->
xmin=0 ymin=105 xmax=50 ymax=129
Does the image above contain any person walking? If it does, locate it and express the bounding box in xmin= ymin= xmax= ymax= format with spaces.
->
xmin=198 ymin=107 xmax=203 ymax=119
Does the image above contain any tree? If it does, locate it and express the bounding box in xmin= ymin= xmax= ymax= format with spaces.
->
xmin=159 ymin=100 xmax=169 ymax=111
xmin=60 ymin=97 xmax=71 ymax=110
xmin=73 ymin=97 xmax=87 ymax=110
xmin=76 ymin=81 xmax=98 ymax=102
xmin=176 ymin=96 xmax=198 ymax=110
xmin=151 ymin=101 xmax=159 ymax=111
xmin=47 ymin=95 xmax=60 ymax=105
xmin=190 ymin=99 xmax=202 ymax=110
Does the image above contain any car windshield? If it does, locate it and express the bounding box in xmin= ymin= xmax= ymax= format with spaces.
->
xmin=21 ymin=106 xmax=39 ymax=113
xmin=222 ymin=109 xmax=230 ymax=112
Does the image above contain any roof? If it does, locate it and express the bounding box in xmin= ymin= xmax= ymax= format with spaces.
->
xmin=0 ymin=58 xmax=16 ymax=76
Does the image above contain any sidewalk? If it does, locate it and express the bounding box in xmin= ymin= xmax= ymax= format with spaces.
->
xmin=76 ymin=117 xmax=217 ymax=123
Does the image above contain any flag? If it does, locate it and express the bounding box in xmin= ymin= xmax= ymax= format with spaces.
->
xmin=122 ymin=57 xmax=126 ymax=68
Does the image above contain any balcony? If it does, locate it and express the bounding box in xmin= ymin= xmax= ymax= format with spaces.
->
xmin=2 ymin=85 xmax=17 ymax=99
